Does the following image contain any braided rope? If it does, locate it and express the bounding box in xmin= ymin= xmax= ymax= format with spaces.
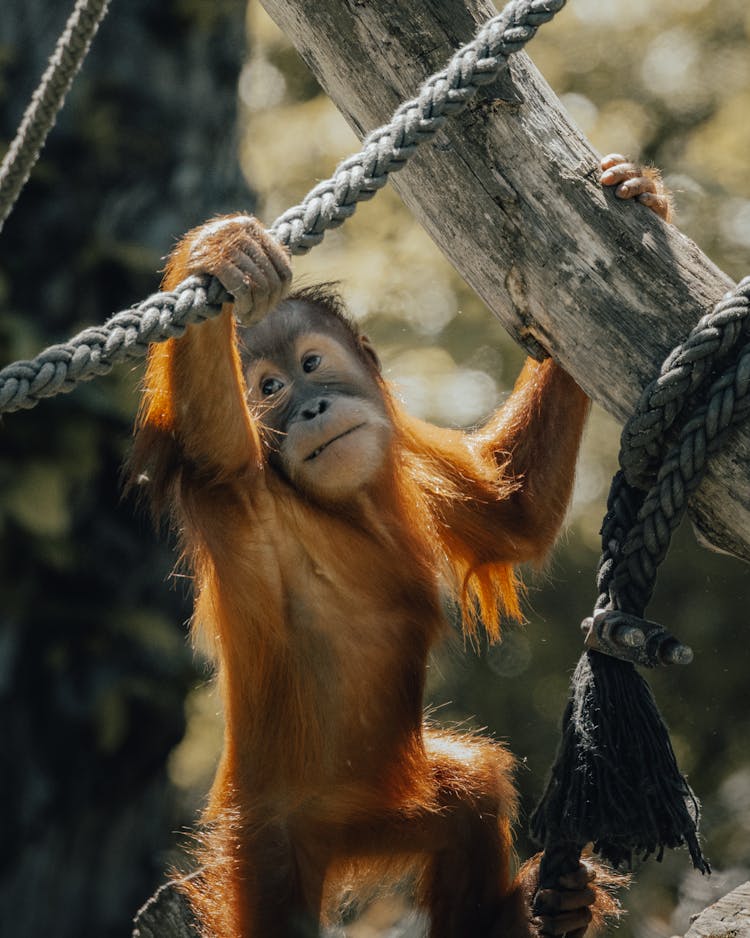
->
xmin=0 ymin=0 xmax=111 ymax=232
xmin=0 ymin=0 xmax=565 ymax=415
xmin=597 ymin=277 xmax=750 ymax=622
xmin=619 ymin=279 xmax=750 ymax=490
xmin=0 ymin=277 xmax=227 ymax=412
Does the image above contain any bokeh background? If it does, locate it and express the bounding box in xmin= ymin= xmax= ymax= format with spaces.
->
xmin=1 ymin=1 xmax=749 ymax=935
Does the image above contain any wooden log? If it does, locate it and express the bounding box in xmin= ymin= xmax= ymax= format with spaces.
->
xmin=684 ymin=880 xmax=750 ymax=938
xmin=259 ymin=0 xmax=750 ymax=562
xmin=133 ymin=876 xmax=750 ymax=937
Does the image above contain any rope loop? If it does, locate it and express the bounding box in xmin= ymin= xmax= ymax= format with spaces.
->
xmin=619 ymin=276 xmax=750 ymax=489
xmin=595 ymin=277 xmax=750 ymax=652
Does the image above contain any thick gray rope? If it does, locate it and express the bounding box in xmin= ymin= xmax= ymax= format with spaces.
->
xmin=0 ymin=276 xmax=227 ymax=412
xmin=268 ymin=0 xmax=565 ymax=252
xmin=0 ymin=0 xmax=565 ymax=415
xmin=0 ymin=0 xmax=111 ymax=232
xmin=598 ymin=277 xmax=750 ymax=623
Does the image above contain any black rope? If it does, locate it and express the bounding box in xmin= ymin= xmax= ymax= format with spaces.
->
xmin=527 ymin=280 xmax=750 ymax=885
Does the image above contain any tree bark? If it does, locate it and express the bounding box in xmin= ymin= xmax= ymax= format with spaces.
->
xmin=258 ymin=0 xmax=750 ymax=562
xmin=684 ymin=880 xmax=750 ymax=938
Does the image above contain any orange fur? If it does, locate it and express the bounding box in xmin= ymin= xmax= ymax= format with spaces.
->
xmin=129 ymin=218 xmax=593 ymax=937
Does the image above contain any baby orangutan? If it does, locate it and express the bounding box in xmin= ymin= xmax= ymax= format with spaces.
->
xmin=131 ymin=156 xmax=668 ymax=937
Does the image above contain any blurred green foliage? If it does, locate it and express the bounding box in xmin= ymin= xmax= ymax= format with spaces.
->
xmin=0 ymin=0 xmax=250 ymax=934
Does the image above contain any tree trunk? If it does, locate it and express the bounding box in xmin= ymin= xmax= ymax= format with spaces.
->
xmin=259 ymin=0 xmax=749 ymax=561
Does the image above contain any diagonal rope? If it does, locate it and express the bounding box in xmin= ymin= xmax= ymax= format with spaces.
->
xmin=0 ymin=0 xmax=111 ymax=232
xmin=267 ymin=0 xmax=565 ymax=253
xmin=0 ymin=0 xmax=566 ymax=415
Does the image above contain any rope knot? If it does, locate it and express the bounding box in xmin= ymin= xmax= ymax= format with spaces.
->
xmin=582 ymin=609 xmax=693 ymax=668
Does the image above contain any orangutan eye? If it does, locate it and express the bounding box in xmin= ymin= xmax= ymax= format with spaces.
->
xmin=261 ymin=377 xmax=285 ymax=397
xmin=302 ymin=354 xmax=321 ymax=373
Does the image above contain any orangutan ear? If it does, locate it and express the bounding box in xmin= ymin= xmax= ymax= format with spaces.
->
xmin=358 ymin=334 xmax=382 ymax=373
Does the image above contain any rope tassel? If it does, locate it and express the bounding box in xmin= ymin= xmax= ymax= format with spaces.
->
xmin=530 ymin=651 xmax=708 ymax=873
